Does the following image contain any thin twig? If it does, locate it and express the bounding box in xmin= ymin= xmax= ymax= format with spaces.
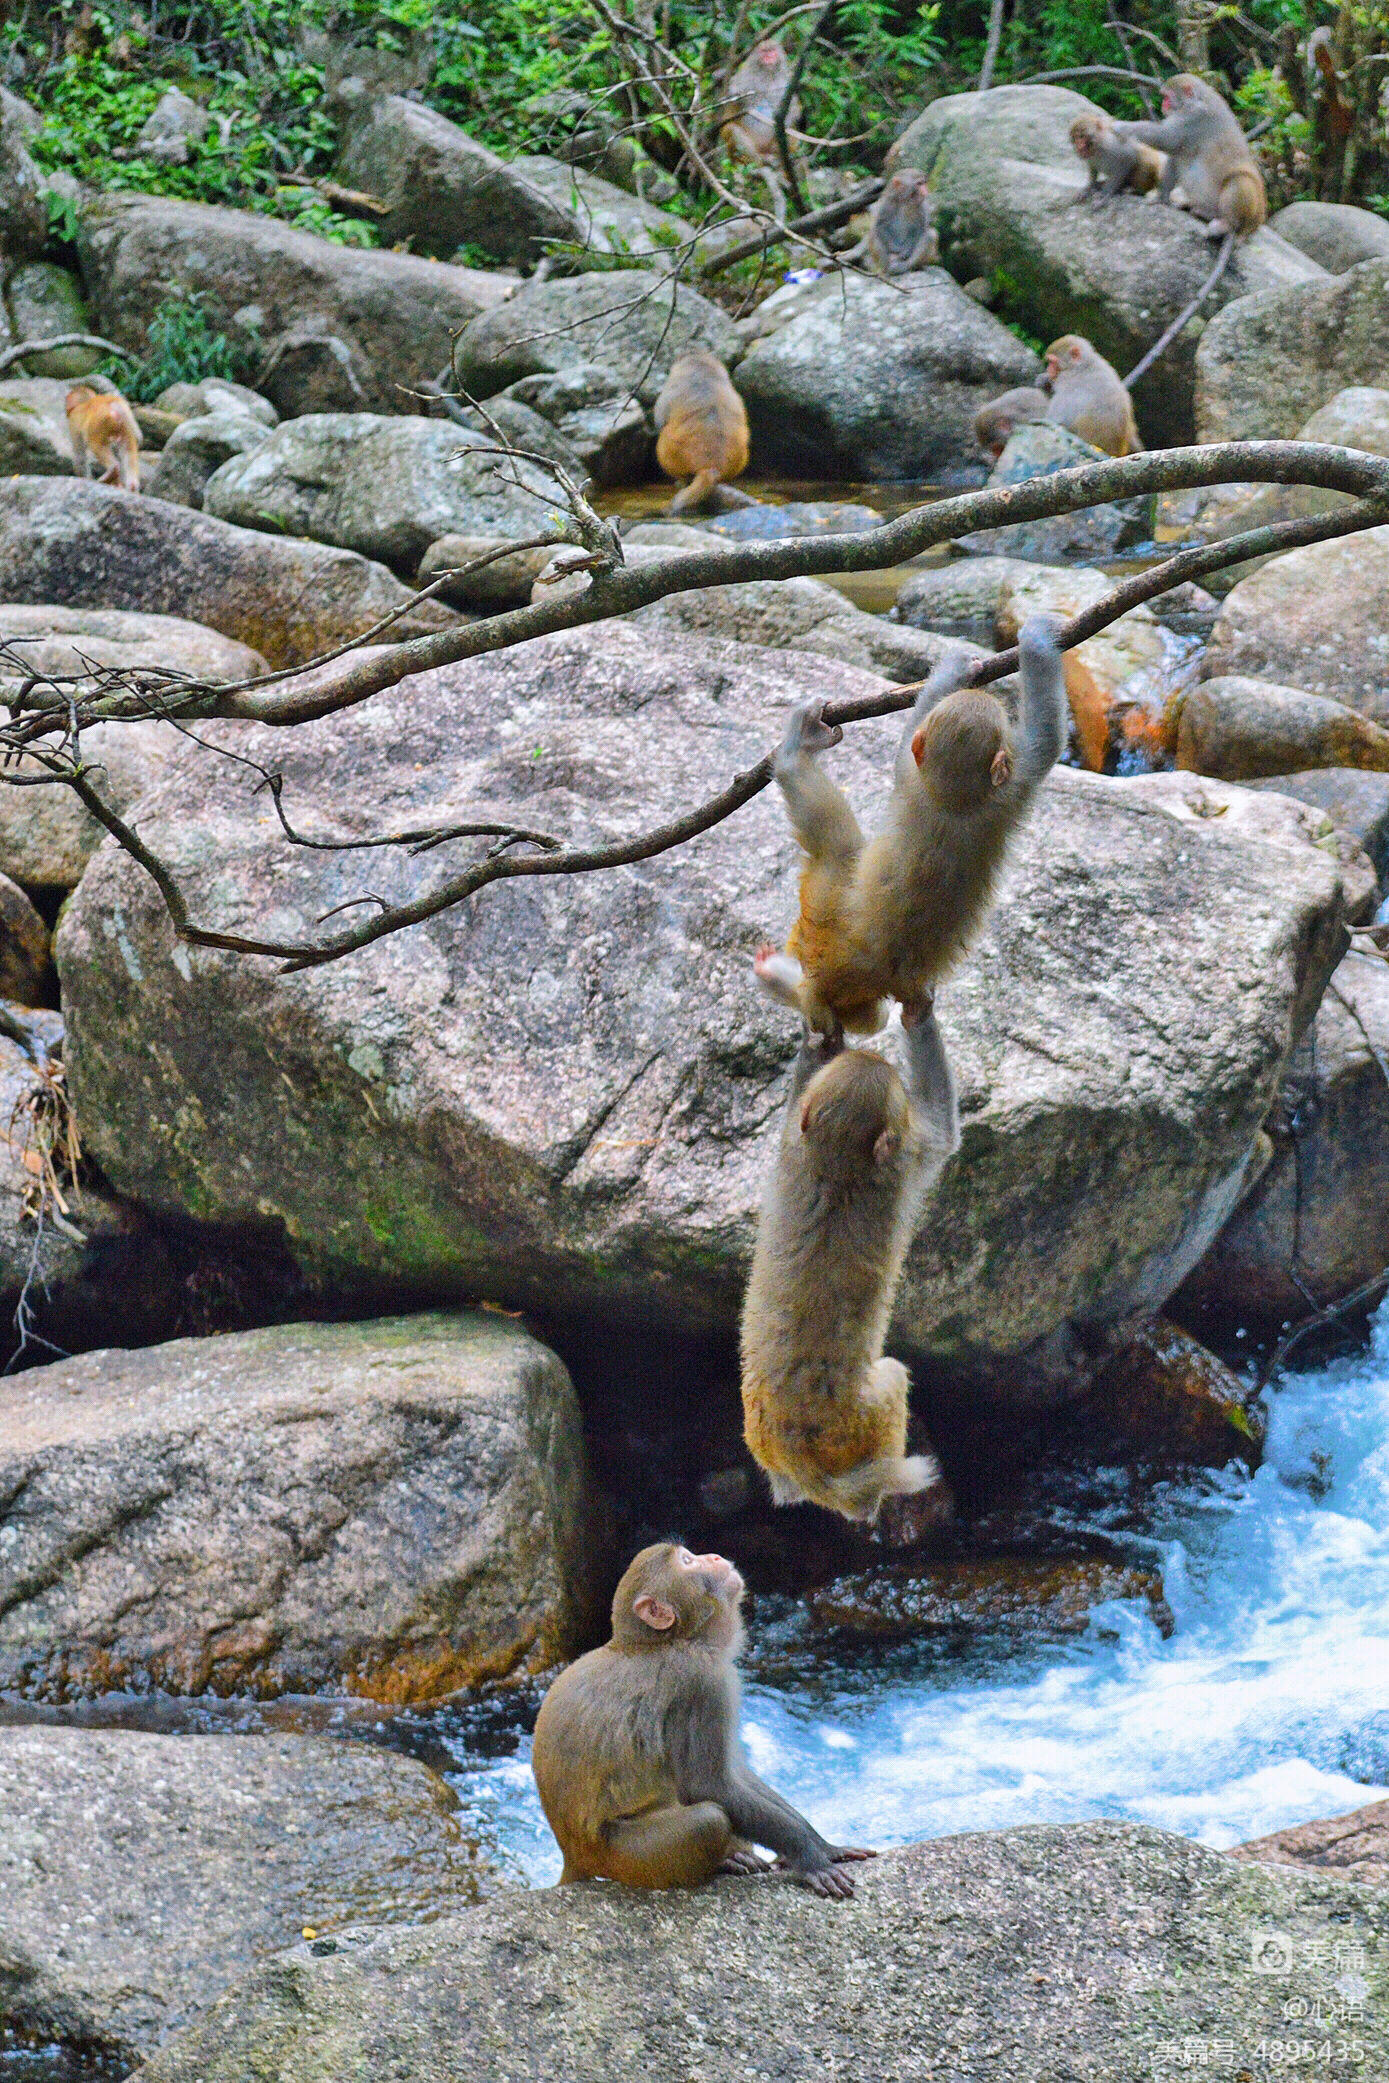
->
xmin=698 ymin=176 xmax=884 ymax=276
xmin=1124 ymin=233 xmax=1235 ymax=390
xmin=773 ymin=0 xmax=833 ymax=217
xmin=1254 ymin=1265 xmax=1389 ymax=1393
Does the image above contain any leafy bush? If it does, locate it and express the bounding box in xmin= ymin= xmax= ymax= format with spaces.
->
xmin=97 ymin=294 xmax=259 ymax=402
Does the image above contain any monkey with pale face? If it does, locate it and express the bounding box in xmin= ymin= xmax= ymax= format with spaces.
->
xmin=1069 ymin=111 xmax=1165 ymax=200
xmin=65 ymin=384 xmax=141 ymax=492
xmin=720 ymin=39 xmax=800 ymax=219
xmin=654 ymin=350 xmax=751 ymax=514
xmin=754 ymin=616 xmax=1069 ymax=1039
xmin=532 ymin=1541 xmax=873 ymax=1894
xmin=1042 ymin=334 xmax=1142 ymax=456
xmin=741 ymin=1010 xmax=959 ymax=1527
xmin=1118 ymin=73 xmax=1266 ymax=237
xmin=862 ymin=169 xmax=938 ymax=275
xmin=974 ymin=384 xmax=1051 ymax=460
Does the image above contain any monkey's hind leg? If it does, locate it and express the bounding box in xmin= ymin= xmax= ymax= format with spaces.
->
xmin=602 ymin=1803 xmax=733 ymax=1888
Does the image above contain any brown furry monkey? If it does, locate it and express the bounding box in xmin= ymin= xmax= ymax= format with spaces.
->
xmin=65 ymin=384 xmax=141 ymax=492
xmin=1119 ymin=73 xmax=1267 ymax=237
xmin=1069 ymin=111 xmax=1165 ymax=200
xmin=654 ymin=350 xmax=751 ymax=513
xmin=974 ymin=384 xmax=1051 ymax=460
xmin=741 ymin=1012 xmax=959 ymax=1526
xmin=863 ymin=169 xmax=938 ymax=274
xmin=1042 ymin=334 xmax=1143 ymax=456
xmin=720 ymin=39 xmax=800 ymax=219
xmin=532 ymin=1541 xmax=873 ymax=1894
xmin=754 ymin=616 xmax=1069 ymax=1039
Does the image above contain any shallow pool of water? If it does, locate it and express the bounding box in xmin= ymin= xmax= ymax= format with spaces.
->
xmin=439 ymin=1314 xmax=1389 ymax=1884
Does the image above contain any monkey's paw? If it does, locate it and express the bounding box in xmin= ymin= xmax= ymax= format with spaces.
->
xmin=719 ymin=1850 xmax=773 ymax=1877
xmin=788 ymin=698 xmax=843 ymax=752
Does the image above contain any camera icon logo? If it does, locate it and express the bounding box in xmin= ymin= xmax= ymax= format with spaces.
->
xmin=1251 ymin=1931 xmax=1295 ymax=1975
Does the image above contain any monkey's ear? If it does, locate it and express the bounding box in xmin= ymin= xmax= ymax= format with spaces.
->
xmin=633 ymin=1594 xmax=677 ymax=1632
xmin=910 ymin=724 xmax=928 ymax=768
xmin=990 ymin=746 xmax=1014 ymax=788
xmin=872 ymin=1129 xmax=900 ymax=1166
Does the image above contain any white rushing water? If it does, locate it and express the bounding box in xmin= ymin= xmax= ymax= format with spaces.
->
xmin=443 ymin=1314 xmax=1389 ymax=1884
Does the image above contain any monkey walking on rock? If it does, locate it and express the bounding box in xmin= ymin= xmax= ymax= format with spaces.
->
xmin=532 ymin=1541 xmax=874 ymax=1894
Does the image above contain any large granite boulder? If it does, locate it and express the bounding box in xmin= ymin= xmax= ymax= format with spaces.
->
xmin=734 ymin=267 xmax=1041 ymax=479
xmin=454 ymin=270 xmax=739 ymax=406
xmin=74 ymin=192 xmax=516 ymax=416
xmin=1177 ymin=674 xmax=1389 ymax=781
xmin=1268 ymin=200 xmax=1389 ymax=275
xmin=55 ymin=624 xmax=1355 ymax=1412
xmin=1234 ymin=1796 xmax=1389 ymax=1886
xmin=148 ymin=408 xmax=274 ymax=509
xmin=2 ymin=260 xmax=100 ymax=377
xmin=1203 ymin=526 xmax=1389 ymax=723
xmin=1196 ymin=257 xmax=1389 ymax=441
xmin=0 ymin=478 xmax=458 ymax=668
xmin=0 ymin=1726 xmax=495 ymax=2072
xmin=203 ymin=413 xmax=562 ymax=569
xmin=131 ymin=1821 xmax=1389 ymax=2083
xmin=955 ymin=420 xmax=1153 ymax=562
xmin=0 ymin=375 xmax=80 ymax=474
xmin=891 ymin=85 xmax=1323 ymax=446
xmin=335 ymin=95 xmax=694 ymax=266
xmin=0 ymin=87 xmax=46 ymax=259
xmin=0 ymin=1311 xmax=608 ymax=1700
xmin=1179 ymin=947 xmax=1389 ymax=1325
xmin=490 ymin=362 xmax=650 ymax=485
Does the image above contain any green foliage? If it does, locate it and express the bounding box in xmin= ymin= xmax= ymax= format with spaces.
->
xmin=97 ymin=294 xmax=258 ymax=402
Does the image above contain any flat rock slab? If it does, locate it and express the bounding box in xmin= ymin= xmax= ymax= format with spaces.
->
xmin=0 ymin=1725 xmax=495 ymax=2070
xmin=54 ymin=625 xmax=1354 ymax=1411
xmin=132 ymin=1821 xmax=1389 ymax=2083
xmin=0 ymin=1312 xmax=608 ymax=1701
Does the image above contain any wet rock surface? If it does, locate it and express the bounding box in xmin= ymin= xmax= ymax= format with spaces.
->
xmin=0 ymin=1725 xmax=495 ymax=2071
xmin=957 ymin=421 xmax=1152 ymax=563
xmin=0 ymin=1312 xmax=609 ymax=1701
xmin=808 ymin=1556 xmax=1172 ymax=1638
xmin=131 ymin=1822 xmax=1389 ymax=2083
xmin=54 ymin=625 xmax=1354 ymax=1412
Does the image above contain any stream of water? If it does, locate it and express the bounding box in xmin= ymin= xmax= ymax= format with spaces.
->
xmin=442 ymin=1313 xmax=1389 ymax=1885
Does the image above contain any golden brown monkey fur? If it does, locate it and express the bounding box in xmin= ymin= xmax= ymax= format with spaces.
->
xmin=654 ymin=350 xmax=750 ymax=514
xmin=65 ymin=384 xmax=141 ymax=492
xmin=740 ymin=1018 xmax=959 ymax=1523
xmin=532 ymin=1542 xmax=870 ymax=1893
xmin=1119 ymin=73 xmax=1266 ymax=237
xmin=1043 ymin=334 xmax=1143 ymax=457
xmin=754 ymin=617 xmax=1070 ymax=1038
xmin=1069 ymin=111 xmax=1164 ymax=198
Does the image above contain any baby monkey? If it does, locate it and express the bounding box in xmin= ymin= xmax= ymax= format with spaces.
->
xmin=741 ymin=1012 xmax=959 ymax=1527
xmin=532 ymin=1541 xmax=872 ymax=1895
xmin=654 ymin=350 xmax=751 ymax=514
xmin=755 ymin=616 xmax=1069 ymax=1038
xmin=1070 ymin=111 xmax=1165 ymax=201
xmin=65 ymin=383 xmax=141 ymax=492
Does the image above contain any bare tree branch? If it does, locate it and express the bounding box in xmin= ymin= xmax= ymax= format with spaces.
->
xmin=0 ymin=334 xmax=135 ymax=377
xmin=698 ymin=175 xmax=883 ymax=276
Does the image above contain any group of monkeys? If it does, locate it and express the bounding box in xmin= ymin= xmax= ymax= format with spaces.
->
xmin=533 ymin=618 xmax=1071 ymax=1898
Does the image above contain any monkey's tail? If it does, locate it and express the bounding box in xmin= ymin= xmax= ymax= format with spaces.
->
xmin=1122 ymin=231 xmax=1235 ymax=392
xmin=666 ymin=469 xmax=721 ymax=515
xmin=1221 ymin=167 xmax=1267 ymax=237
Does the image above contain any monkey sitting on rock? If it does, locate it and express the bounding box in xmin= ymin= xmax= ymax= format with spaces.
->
xmin=1041 ymin=334 xmax=1143 ymax=456
xmin=1118 ymin=73 xmax=1267 ymax=238
xmin=860 ymin=169 xmax=938 ymax=275
xmin=740 ymin=1010 xmax=959 ymax=1531
xmin=654 ymin=350 xmax=751 ymax=514
xmin=532 ymin=1541 xmax=873 ymax=1894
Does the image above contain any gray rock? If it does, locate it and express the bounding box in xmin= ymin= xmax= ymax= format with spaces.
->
xmin=1196 ymin=257 xmax=1389 ymax=441
xmin=155 ymin=377 xmax=277 ymax=426
xmin=0 ymin=876 xmax=46 ymax=1003
xmin=417 ymin=534 xmax=561 ymax=607
xmin=440 ymin=392 xmax=586 ymax=476
xmin=0 ymin=1311 xmax=609 ymax=1700
xmin=735 ymin=267 xmax=1040 ymax=479
xmin=148 ymin=409 xmax=273 ymax=508
xmin=0 ymin=88 xmax=46 ymax=260
xmin=0 ymin=1006 xmax=103 ymax=1324
xmin=494 ymin=362 xmax=649 ymax=485
xmin=698 ymin=501 xmax=885 ymax=541
xmin=75 ymin=192 xmax=515 ymax=417
xmin=455 ymin=270 xmax=739 ymax=406
xmin=1177 ymin=674 xmax=1389 ymax=781
xmin=956 ymin=420 xmax=1153 ymax=562
xmin=1179 ymin=948 xmax=1389 ymax=1325
xmin=0 ymin=1725 xmax=496 ymax=2071
xmin=334 ymin=95 xmax=691 ymax=266
xmin=1203 ymin=525 xmax=1389 ymax=724
xmin=2 ymin=262 xmax=100 ymax=378
xmin=256 ymin=320 xmax=372 ymax=416
xmin=892 ymin=553 xmax=1037 ymax=643
xmin=1269 ymin=200 xmax=1389 ymax=275
xmin=0 ymin=477 xmax=458 ymax=668
xmin=626 ymin=571 xmax=968 ymax=683
xmin=130 ymin=1821 xmax=1389 ymax=2083
xmin=134 ymin=85 xmax=211 ymax=166
xmin=891 ymin=85 xmax=1323 ymax=446
xmin=204 ymin=412 xmax=563 ymax=570
xmin=54 ymin=625 xmax=1353 ymax=1411
xmin=0 ymin=376 xmax=78 ymax=474
xmin=1244 ymin=768 xmax=1389 ymax=885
